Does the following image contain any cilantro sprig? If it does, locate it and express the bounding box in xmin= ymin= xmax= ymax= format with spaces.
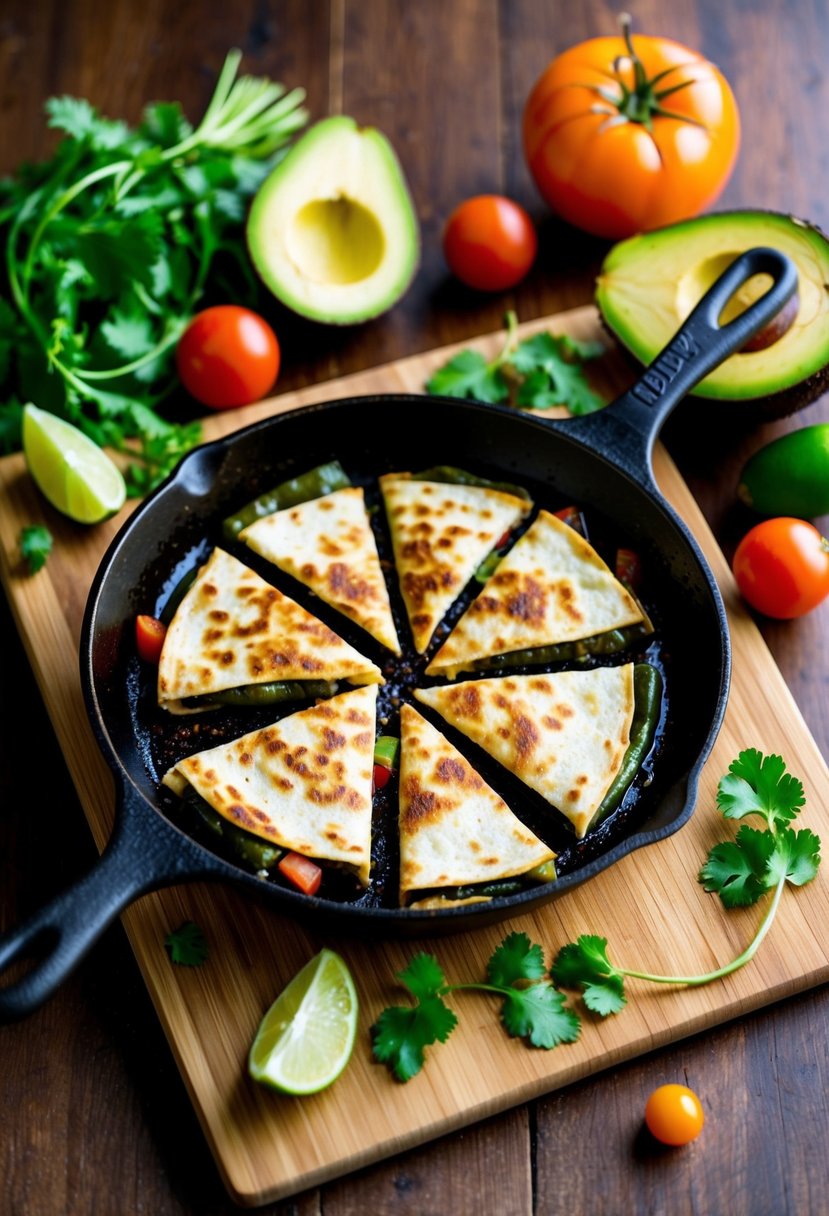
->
xmin=373 ymin=750 xmax=820 ymax=1081
xmin=553 ymin=749 xmax=820 ymax=1012
xmin=0 ymin=50 xmax=307 ymax=494
xmin=19 ymin=524 xmax=53 ymax=574
xmin=165 ymin=920 xmax=209 ymax=967
xmin=371 ymin=931 xmax=580 ymax=1082
xmin=425 ymin=310 xmax=606 ymax=415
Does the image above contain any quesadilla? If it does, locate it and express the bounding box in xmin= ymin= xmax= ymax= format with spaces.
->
xmin=163 ymin=685 xmax=378 ymax=886
xmin=238 ymin=486 xmax=401 ymax=654
xmin=380 ymin=472 xmax=532 ymax=653
xmin=398 ymin=704 xmax=555 ymax=905
xmin=426 ymin=509 xmax=648 ymax=678
xmin=415 ymin=665 xmax=636 ymax=837
xmin=157 ymin=547 xmax=382 ymax=713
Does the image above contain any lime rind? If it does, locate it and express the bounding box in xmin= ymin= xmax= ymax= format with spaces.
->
xmin=248 ymin=948 xmax=358 ymax=1095
xmin=22 ymin=403 xmax=127 ymax=523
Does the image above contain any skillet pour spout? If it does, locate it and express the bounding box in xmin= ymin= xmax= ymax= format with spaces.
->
xmin=0 ymin=246 xmax=798 ymax=1022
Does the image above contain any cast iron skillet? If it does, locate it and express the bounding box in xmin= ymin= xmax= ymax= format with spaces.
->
xmin=0 ymin=247 xmax=797 ymax=1021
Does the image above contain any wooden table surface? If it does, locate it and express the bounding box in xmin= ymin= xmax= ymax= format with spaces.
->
xmin=2 ymin=2 xmax=828 ymax=1213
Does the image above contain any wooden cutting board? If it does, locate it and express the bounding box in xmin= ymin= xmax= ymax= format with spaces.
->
xmin=2 ymin=306 xmax=828 ymax=1208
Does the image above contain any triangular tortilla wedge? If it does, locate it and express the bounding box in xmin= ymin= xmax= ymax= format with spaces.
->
xmin=163 ymin=685 xmax=377 ymax=885
xmin=415 ymin=665 xmax=635 ymax=837
xmin=157 ymin=547 xmax=382 ymax=713
xmin=380 ymin=473 xmax=532 ymax=653
xmin=398 ymin=704 xmax=554 ymax=904
xmin=238 ymin=486 xmax=401 ymax=654
xmin=426 ymin=510 xmax=647 ymax=677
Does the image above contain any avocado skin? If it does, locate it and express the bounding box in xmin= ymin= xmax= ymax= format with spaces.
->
xmin=595 ymin=209 xmax=829 ymax=422
xmin=738 ymin=423 xmax=829 ymax=517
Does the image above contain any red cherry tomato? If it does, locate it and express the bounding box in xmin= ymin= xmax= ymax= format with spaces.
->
xmin=442 ymin=195 xmax=538 ymax=292
xmin=135 ymin=614 xmax=167 ymax=664
xmin=732 ymin=517 xmax=829 ymax=619
xmin=373 ymin=763 xmax=392 ymax=792
xmin=645 ymin=1083 xmax=705 ymax=1146
xmin=176 ymin=305 xmax=280 ymax=409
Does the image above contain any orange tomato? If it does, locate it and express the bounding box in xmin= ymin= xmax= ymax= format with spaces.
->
xmin=732 ymin=517 xmax=829 ymax=619
xmin=443 ymin=195 xmax=538 ymax=291
xmin=522 ymin=15 xmax=740 ymax=239
xmin=645 ymin=1083 xmax=705 ymax=1146
xmin=135 ymin=614 xmax=167 ymax=664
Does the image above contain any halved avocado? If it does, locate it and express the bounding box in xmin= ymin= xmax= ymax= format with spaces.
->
xmin=595 ymin=211 xmax=829 ymax=419
xmin=246 ymin=115 xmax=420 ymax=324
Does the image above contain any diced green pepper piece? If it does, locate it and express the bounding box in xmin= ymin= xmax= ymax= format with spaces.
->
xmin=374 ymin=735 xmax=400 ymax=770
xmin=410 ymin=465 xmax=532 ymax=502
xmin=184 ymin=791 xmax=283 ymax=871
xmin=527 ymin=858 xmax=557 ymax=883
xmin=474 ymin=549 xmax=503 ymax=584
xmin=182 ymin=679 xmax=339 ymax=709
xmin=222 ymin=460 xmax=352 ymax=539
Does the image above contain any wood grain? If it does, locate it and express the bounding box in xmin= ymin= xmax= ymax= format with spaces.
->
xmin=2 ymin=309 xmax=828 ymax=1206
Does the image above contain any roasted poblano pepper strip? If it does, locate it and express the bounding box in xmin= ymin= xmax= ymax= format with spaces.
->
xmin=160 ymin=566 xmax=200 ymax=625
xmin=222 ymin=460 xmax=352 ymax=539
xmin=183 ymin=789 xmax=283 ymax=871
xmin=470 ymin=621 xmax=654 ymax=672
xmin=587 ymin=661 xmax=663 ymax=831
xmin=410 ymin=465 xmax=532 ymax=502
xmin=410 ymin=858 xmax=557 ymax=905
xmin=181 ymin=679 xmax=339 ymax=709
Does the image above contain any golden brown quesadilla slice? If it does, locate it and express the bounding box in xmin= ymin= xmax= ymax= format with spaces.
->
xmin=426 ymin=510 xmax=648 ymax=678
xmin=163 ymin=685 xmax=377 ymax=886
xmin=415 ymin=666 xmax=635 ymax=837
xmin=238 ymin=486 xmax=401 ymax=654
xmin=380 ymin=472 xmax=532 ymax=653
xmin=398 ymin=704 xmax=555 ymax=905
xmin=157 ymin=547 xmax=382 ymax=713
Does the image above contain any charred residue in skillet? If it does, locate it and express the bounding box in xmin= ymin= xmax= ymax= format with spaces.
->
xmin=129 ymin=450 xmax=675 ymax=908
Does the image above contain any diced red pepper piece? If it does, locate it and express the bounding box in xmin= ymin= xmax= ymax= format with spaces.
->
xmin=616 ymin=547 xmax=643 ymax=592
xmin=373 ymin=763 xmax=392 ymax=792
xmin=494 ymin=530 xmax=511 ymax=550
xmin=278 ymin=851 xmax=323 ymax=896
xmin=553 ymin=506 xmax=587 ymax=536
xmin=135 ymin=614 xmax=167 ymax=664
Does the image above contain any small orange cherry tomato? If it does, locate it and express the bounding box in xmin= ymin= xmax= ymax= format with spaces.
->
xmin=732 ymin=517 xmax=829 ymax=619
xmin=522 ymin=14 xmax=740 ymax=239
xmin=645 ymin=1083 xmax=705 ymax=1146
xmin=443 ymin=195 xmax=538 ymax=291
xmin=135 ymin=614 xmax=167 ymax=664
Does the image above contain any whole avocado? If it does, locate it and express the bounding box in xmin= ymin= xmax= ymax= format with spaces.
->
xmin=738 ymin=424 xmax=829 ymax=518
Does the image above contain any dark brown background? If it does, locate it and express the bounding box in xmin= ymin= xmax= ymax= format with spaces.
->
xmin=2 ymin=2 xmax=828 ymax=1213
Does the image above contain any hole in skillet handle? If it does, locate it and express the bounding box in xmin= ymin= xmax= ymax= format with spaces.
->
xmin=555 ymin=246 xmax=799 ymax=482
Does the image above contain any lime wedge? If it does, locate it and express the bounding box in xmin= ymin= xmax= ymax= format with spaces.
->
xmin=22 ymin=403 xmax=127 ymax=524
xmin=248 ymin=948 xmax=358 ymax=1095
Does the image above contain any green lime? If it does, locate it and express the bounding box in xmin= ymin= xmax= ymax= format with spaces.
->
xmin=22 ymin=402 xmax=127 ymax=524
xmin=248 ymin=948 xmax=358 ymax=1095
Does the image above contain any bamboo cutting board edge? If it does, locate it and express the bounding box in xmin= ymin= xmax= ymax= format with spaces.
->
xmin=2 ymin=305 xmax=829 ymax=1208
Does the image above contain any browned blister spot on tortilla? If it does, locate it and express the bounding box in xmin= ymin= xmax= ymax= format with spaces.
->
xmin=505 ymin=576 xmax=547 ymax=623
xmin=354 ymin=731 xmax=373 ymax=748
xmin=434 ymin=756 xmax=477 ymax=787
xmin=400 ymin=776 xmax=451 ymax=831
xmin=530 ymin=677 xmax=552 ymax=692
xmin=328 ymin=562 xmax=374 ymax=604
xmin=450 ymin=683 xmax=482 ymax=719
xmin=201 ymin=582 xmax=218 ymax=599
xmin=345 ymin=708 xmax=371 ymax=725
xmin=322 ymin=727 xmax=347 ymax=751
xmin=512 ymin=712 xmax=540 ymax=762
xmin=301 ymin=562 xmax=317 ymax=579
xmin=542 ymin=715 xmax=562 ymax=731
xmin=238 ymin=751 xmax=252 ymax=766
xmin=555 ymin=580 xmax=583 ymax=622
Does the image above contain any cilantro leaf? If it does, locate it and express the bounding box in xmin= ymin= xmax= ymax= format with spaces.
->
xmin=717 ymin=748 xmax=805 ymax=831
xmin=500 ymin=983 xmax=580 ymax=1048
xmin=425 ymin=349 xmax=508 ymax=404
xmin=19 ymin=525 xmax=53 ymax=574
xmin=766 ymin=827 xmax=821 ymax=888
xmin=397 ymin=953 xmax=449 ymax=1001
xmin=487 ymin=931 xmax=546 ymax=987
xmin=551 ymin=935 xmax=627 ymax=1015
xmin=164 ymin=920 xmax=208 ymax=966
xmin=371 ymin=995 xmax=458 ymax=1083
xmin=698 ymin=825 xmax=777 ymax=907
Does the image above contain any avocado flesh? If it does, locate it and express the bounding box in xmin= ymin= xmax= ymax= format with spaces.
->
xmin=247 ymin=115 xmax=420 ymax=324
xmin=595 ymin=211 xmax=829 ymax=412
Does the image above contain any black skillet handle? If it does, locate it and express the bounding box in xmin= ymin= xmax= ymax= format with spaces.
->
xmin=0 ymin=783 xmax=211 ymax=1022
xmin=555 ymin=246 xmax=799 ymax=481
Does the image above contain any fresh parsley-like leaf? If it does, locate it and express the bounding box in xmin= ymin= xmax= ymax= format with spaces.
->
xmin=19 ymin=524 xmax=53 ymax=574
xmin=552 ymin=935 xmax=627 ymax=1016
xmin=716 ymin=748 xmax=805 ymax=831
xmin=164 ymin=920 xmax=209 ymax=966
xmin=765 ymin=827 xmax=821 ymax=888
xmin=397 ymin=953 xmax=449 ymax=1001
xmin=500 ymin=983 xmax=581 ymax=1048
xmin=425 ymin=349 xmax=508 ymax=404
xmin=487 ymin=930 xmax=546 ymax=987
xmin=371 ymin=953 xmax=458 ymax=1082
xmin=699 ymin=826 xmax=777 ymax=907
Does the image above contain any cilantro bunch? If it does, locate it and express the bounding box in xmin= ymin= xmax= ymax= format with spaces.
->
xmin=372 ymin=749 xmax=820 ymax=1081
xmin=0 ymin=50 xmax=307 ymax=493
xmin=425 ymin=309 xmax=606 ymax=415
